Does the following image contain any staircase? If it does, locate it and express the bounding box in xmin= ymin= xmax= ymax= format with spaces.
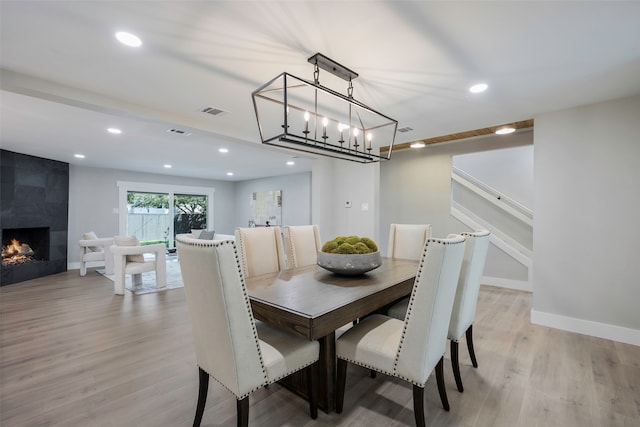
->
xmin=451 ymin=166 xmax=533 ymax=291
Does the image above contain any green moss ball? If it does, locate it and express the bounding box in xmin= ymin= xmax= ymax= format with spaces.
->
xmin=321 ymin=235 xmax=378 ymax=254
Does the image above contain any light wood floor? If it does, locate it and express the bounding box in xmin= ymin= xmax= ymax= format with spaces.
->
xmin=1 ymin=270 xmax=639 ymax=427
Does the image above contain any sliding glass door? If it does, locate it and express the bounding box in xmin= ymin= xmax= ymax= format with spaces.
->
xmin=173 ymin=194 xmax=208 ymax=246
xmin=118 ymin=182 xmax=214 ymax=249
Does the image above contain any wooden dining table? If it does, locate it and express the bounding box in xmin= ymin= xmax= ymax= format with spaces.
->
xmin=245 ymin=257 xmax=418 ymax=413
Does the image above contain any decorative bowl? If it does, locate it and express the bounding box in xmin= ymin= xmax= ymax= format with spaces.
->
xmin=317 ymin=251 xmax=382 ymax=276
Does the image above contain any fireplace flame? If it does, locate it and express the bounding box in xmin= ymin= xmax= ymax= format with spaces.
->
xmin=2 ymin=239 xmax=36 ymax=266
xmin=10 ymin=239 xmax=21 ymax=254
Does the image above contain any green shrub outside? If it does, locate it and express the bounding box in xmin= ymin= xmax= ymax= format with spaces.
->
xmin=140 ymin=240 xmax=168 ymax=247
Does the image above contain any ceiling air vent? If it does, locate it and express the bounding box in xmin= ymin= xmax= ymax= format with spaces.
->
xmin=201 ymin=106 xmax=228 ymax=116
xmin=167 ymin=128 xmax=192 ymax=136
xmin=397 ymin=126 xmax=413 ymax=133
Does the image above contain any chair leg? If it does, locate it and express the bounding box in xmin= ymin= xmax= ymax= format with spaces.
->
xmin=132 ymin=273 xmax=142 ymax=287
xmin=451 ymin=340 xmax=464 ymax=392
xmin=237 ymin=396 xmax=249 ymax=427
xmin=114 ymin=272 xmax=126 ymax=295
xmin=466 ymin=325 xmax=478 ymax=368
xmin=435 ymin=356 xmax=450 ymax=411
xmin=307 ymin=362 xmax=318 ymax=419
xmin=336 ymin=359 xmax=348 ymax=414
xmin=193 ymin=367 xmax=209 ymax=427
xmin=412 ymin=385 xmax=426 ymax=427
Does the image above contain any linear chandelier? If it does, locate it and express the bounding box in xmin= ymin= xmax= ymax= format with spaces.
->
xmin=252 ymin=53 xmax=398 ymax=163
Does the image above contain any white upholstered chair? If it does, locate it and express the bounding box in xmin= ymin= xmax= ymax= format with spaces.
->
xmin=384 ymin=223 xmax=432 ymax=336
xmin=235 ymin=227 xmax=286 ymax=277
xmin=78 ymin=232 xmax=114 ymax=276
xmin=176 ymin=236 xmax=319 ymax=427
xmin=109 ymin=236 xmax=166 ymax=295
xmin=283 ymin=225 xmax=322 ymax=268
xmin=335 ymin=235 xmax=466 ymax=427
xmin=447 ymin=230 xmax=490 ymax=392
xmin=388 ymin=230 xmax=490 ymax=394
xmin=387 ymin=223 xmax=432 ymax=260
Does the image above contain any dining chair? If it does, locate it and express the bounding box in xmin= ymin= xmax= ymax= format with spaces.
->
xmin=446 ymin=230 xmax=490 ymax=392
xmin=235 ymin=226 xmax=286 ymax=277
xmin=387 ymin=223 xmax=432 ymax=260
xmin=109 ymin=236 xmax=166 ymax=295
xmin=283 ymin=225 xmax=322 ymax=268
xmin=176 ymin=236 xmax=319 ymax=427
xmin=388 ymin=230 xmax=491 ymax=393
xmin=335 ymin=235 xmax=466 ymax=427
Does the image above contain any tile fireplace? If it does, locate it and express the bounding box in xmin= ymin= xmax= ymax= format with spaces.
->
xmin=1 ymin=150 xmax=68 ymax=285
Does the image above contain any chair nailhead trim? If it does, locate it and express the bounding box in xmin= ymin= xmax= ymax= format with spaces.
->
xmin=391 ymin=236 xmax=465 ymax=383
xmin=231 ymin=243 xmax=270 ymax=387
xmin=178 ymin=237 xmax=270 ymax=396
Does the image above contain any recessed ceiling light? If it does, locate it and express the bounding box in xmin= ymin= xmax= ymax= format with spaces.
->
xmin=287 ymin=160 xmax=295 ymax=166
xmin=410 ymin=142 xmax=426 ymax=149
xmin=164 ymin=164 xmax=172 ymax=168
xmin=107 ymin=127 xmax=122 ymax=134
xmin=469 ymin=83 xmax=488 ymax=94
xmin=74 ymin=154 xmax=85 ymax=159
xmin=219 ymin=148 xmax=229 ymax=153
xmin=115 ymin=31 xmax=142 ymax=47
xmin=226 ymin=172 xmax=234 ymax=176
xmin=495 ymin=127 xmax=516 ymax=135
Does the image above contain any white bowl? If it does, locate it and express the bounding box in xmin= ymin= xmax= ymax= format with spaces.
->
xmin=317 ymin=251 xmax=382 ymax=276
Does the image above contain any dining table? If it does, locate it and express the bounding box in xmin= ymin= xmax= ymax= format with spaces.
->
xmin=245 ymin=257 xmax=419 ymax=413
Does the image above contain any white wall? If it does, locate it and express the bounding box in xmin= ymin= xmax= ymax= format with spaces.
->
xmin=233 ymin=172 xmax=312 ymax=229
xmin=311 ymin=158 xmax=379 ymax=245
xmin=532 ymin=94 xmax=640 ymax=345
xmin=453 ymin=144 xmax=534 ymax=209
xmin=380 ymin=148 xmax=455 ymax=250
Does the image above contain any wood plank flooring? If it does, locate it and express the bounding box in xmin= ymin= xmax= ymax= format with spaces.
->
xmin=1 ymin=270 xmax=639 ymax=426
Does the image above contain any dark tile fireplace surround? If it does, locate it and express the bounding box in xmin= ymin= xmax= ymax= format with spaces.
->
xmin=1 ymin=150 xmax=69 ymax=286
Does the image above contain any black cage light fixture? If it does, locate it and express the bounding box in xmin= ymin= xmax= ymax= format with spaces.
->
xmin=252 ymin=53 xmax=398 ymax=163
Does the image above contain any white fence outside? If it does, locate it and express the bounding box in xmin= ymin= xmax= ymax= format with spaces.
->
xmin=127 ymin=213 xmax=170 ymax=243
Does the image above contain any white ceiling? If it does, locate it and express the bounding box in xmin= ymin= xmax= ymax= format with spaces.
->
xmin=1 ymin=1 xmax=639 ymax=181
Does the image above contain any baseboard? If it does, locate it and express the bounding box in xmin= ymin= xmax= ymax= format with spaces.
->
xmin=482 ymin=276 xmax=531 ymax=292
xmin=68 ymin=261 xmax=80 ymax=271
xmin=531 ymin=309 xmax=640 ymax=346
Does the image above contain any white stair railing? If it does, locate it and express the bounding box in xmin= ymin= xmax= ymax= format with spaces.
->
xmin=451 ymin=167 xmax=533 ymax=276
xmin=452 ymin=166 xmax=533 ymax=226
